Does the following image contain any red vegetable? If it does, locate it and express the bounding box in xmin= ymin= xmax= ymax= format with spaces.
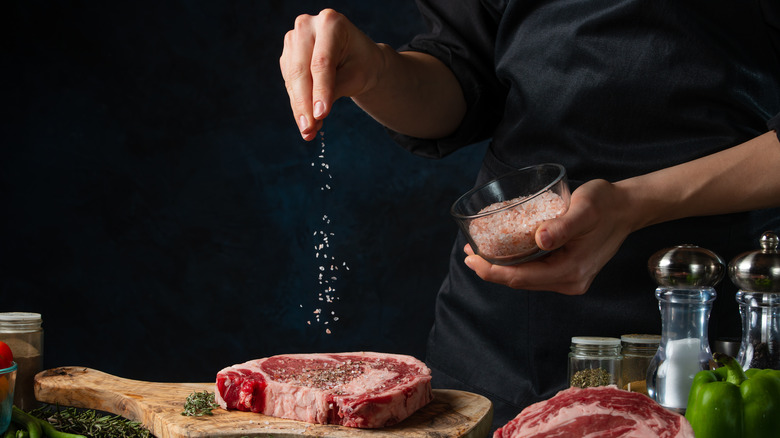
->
xmin=0 ymin=341 xmax=13 ymax=369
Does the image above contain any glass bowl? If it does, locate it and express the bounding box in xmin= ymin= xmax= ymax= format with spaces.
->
xmin=0 ymin=362 xmax=17 ymax=434
xmin=451 ymin=163 xmax=571 ymax=265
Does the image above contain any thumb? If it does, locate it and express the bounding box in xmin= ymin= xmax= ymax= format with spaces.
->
xmin=535 ymin=202 xmax=585 ymax=250
xmin=535 ymin=218 xmax=567 ymax=251
xmin=535 ymin=192 xmax=595 ymax=250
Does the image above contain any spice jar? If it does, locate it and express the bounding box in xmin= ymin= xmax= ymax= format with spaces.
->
xmin=0 ymin=312 xmax=43 ymax=410
xmin=568 ymin=337 xmax=622 ymax=388
xmin=646 ymin=245 xmax=724 ymax=414
xmin=620 ymin=334 xmax=660 ymax=394
xmin=729 ymin=231 xmax=780 ymax=370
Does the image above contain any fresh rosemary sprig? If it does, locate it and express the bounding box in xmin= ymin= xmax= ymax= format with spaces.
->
xmin=181 ymin=390 xmax=219 ymax=417
xmin=28 ymin=406 xmax=152 ymax=438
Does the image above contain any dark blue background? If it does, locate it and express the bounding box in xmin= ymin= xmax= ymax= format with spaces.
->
xmin=3 ymin=1 xmax=487 ymax=382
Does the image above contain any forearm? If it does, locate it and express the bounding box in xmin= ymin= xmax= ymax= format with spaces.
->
xmin=351 ymin=45 xmax=467 ymax=139
xmin=617 ymin=130 xmax=780 ymax=232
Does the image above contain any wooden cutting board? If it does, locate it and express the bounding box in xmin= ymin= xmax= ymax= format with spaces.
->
xmin=34 ymin=367 xmax=493 ymax=438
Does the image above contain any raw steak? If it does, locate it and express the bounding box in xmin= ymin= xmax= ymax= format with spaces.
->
xmin=494 ymin=385 xmax=694 ymax=438
xmin=215 ymin=351 xmax=433 ymax=428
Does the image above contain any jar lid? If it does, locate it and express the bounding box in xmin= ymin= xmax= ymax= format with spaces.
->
xmin=571 ymin=336 xmax=621 ymax=346
xmin=0 ymin=312 xmax=42 ymax=322
xmin=0 ymin=312 xmax=42 ymax=332
xmin=620 ymin=334 xmax=661 ymax=344
xmin=728 ymin=231 xmax=780 ymax=293
xmin=647 ymin=245 xmax=725 ymax=287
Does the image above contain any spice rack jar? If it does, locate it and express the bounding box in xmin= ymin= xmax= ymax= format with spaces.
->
xmin=620 ymin=334 xmax=660 ymax=394
xmin=568 ymin=336 xmax=622 ymax=388
xmin=0 ymin=312 xmax=43 ymax=411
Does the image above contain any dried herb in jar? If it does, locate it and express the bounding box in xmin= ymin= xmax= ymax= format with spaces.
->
xmin=570 ymin=368 xmax=613 ymax=388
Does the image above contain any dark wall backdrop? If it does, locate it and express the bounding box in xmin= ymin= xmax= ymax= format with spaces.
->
xmin=3 ymin=1 xmax=487 ymax=382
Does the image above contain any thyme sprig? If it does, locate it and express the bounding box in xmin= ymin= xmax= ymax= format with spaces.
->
xmin=182 ymin=390 xmax=219 ymax=417
xmin=28 ymin=405 xmax=152 ymax=438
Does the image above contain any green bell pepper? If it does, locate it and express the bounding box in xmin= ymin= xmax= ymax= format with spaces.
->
xmin=685 ymin=353 xmax=780 ymax=438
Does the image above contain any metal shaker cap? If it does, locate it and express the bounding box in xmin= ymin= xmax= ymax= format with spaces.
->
xmin=648 ymin=245 xmax=725 ymax=287
xmin=728 ymin=231 xmax=780 ymax=293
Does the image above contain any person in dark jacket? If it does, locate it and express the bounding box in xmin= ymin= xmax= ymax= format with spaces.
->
xmin=280 ymin=0 xmax=780 ymax=430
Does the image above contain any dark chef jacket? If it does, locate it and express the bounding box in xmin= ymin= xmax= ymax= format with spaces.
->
xmin=388 ymin=0 xmax=780 ymax=430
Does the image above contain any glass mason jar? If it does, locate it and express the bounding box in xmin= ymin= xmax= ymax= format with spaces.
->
xmin=568 ymin=337 xmax=622 ymax=388
xmin=0 ymin=313 xmax=43 ymax=411
xmin=620 ymin=334 xmax=660 ymax=394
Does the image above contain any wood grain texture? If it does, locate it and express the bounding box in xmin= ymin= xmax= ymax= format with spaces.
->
xmin=34 ymin=367 xmax=493 ymax=438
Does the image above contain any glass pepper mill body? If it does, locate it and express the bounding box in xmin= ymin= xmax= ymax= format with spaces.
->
xmin=735 ymin=292 xmax=780 ymax=369
xmin=645 ymin=245 xmax=725 ymax=414
xmin=729 ymin=231 xmax=780 ymax=370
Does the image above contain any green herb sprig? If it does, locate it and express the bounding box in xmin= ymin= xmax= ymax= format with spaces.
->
xmin=27 ymin=406 xmax=151 ymax=438
xmin=182 ymin=391 xmax=219 ymax=417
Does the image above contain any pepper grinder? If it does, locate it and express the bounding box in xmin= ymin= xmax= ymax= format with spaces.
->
xmin=646 ymin=245 xmax=725 ymax=414
xmin=729 ymin=231 xmax=780 ymax=370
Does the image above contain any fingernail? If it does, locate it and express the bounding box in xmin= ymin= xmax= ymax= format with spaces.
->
xmin=298 ymin=115 xmax=308 ymax=132
xmin=464 ymin=256 xmax=473 ymax=268
xmin=313 ymin=101 xmax=325 ymax=119
xmin=538 ymin=229 xmax=552 ymax=249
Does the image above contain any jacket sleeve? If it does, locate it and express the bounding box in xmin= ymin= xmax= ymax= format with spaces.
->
xmin=388 ymin=0 xmax=508 ymax=158
xmin=762 ymin=0 xmax=780 ymax=141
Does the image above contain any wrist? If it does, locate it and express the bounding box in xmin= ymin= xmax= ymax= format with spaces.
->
xmin=613 ymin=176 xmax=675 ymax=233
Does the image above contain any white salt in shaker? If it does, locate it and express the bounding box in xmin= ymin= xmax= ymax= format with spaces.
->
xmin=645 ymin=245 xmax=725 ymax=414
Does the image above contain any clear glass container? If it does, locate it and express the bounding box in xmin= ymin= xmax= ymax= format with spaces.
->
xmin=729 ymin=231 xmax=780 ymax=370
xmin=0 ymin=362 xmax=17 ymax=434
xmin=735 ymin=292 xmax=780 ymax=370
xmin=450 ymin=163 xmax=570 ymax=265
xmin=646 ymin=288 xmax=716 ymax=414
xmin=568 ymin=337 xmax=622 ymax=388
xmin=0 ymin=313 xmax=43 ymax=410
xmin=620 ymin=334 xmax=660 ymax=394
xmin=646 ymin=244 xmax=724 ymax=414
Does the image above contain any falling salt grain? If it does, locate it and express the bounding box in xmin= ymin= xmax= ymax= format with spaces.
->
xmin=306 ymin=131 xmax=349 ymax=335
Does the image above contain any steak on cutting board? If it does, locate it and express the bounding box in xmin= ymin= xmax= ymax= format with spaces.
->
xmin=215 ymin=351 xmax=433 ymax=428
xmin=494 ymin=385 xmax=694 ymax=438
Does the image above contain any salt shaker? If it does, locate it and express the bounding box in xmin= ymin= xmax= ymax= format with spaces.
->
xmin=0 ymin=312 xmax=43 ymax=411
xmin=729 ymin=231 xmax=780 ymax=370
xmin=645 ymin=245 xmax=724 ymax=414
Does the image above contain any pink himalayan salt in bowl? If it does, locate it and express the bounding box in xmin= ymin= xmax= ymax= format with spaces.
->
xmin=451 ymin=163 xmax=570 ymax=265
